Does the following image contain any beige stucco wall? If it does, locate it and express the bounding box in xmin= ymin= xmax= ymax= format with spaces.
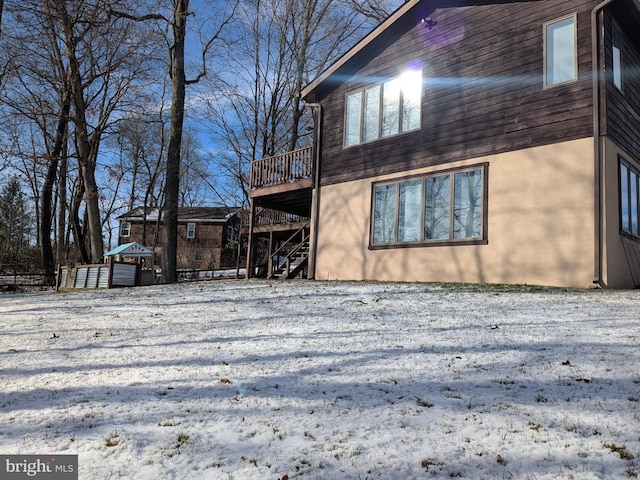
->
xmin=314 ymin=138 xmax=597 ymax=288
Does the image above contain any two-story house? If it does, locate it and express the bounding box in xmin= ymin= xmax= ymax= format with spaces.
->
xmin=247 ymin=0 xmax=640 ymax=288
xmin=118 ymin=206 xmax=242 ymax=271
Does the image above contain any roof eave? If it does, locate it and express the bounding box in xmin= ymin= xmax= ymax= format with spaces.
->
xmin=301 ymin=0 xmax=421 ymax=101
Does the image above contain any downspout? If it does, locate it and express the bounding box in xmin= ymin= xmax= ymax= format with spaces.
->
xmin=591 ymin=0 xmax=617 ymax=288
xmin=305 ymin=102 xmax=322 ymax=280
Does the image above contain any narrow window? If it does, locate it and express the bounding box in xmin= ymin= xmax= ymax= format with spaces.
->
xmin=363 ymin=86 xmax=381 ymax=142
xmin=401 ymin=69 xmax=422 ymax=132
xmin=398 ymin=180 xmax=423 ymax=242
xmin=631 ymin=171 xmax=638 ymax=236
xmin=453 ymin=170 xmax=483 ymax=239
xmin=424 ymin=175 xmax=451 ymax=240
xmin=227 ymin=225 xmax=238 ymax=242
xmin=613 ymin=23 xmax=622 ymax=90
xmin=621 ymin=162 xmax=630 ymax=232
xmin=544 ymin=15 xmax=577 ymax=87
xmin=373 ymin=184 xmax=397 ymax=243
xmin=382 ymin=79 xmax=400 ymax=137
xmin=345 ymin=91 xmax=362 ymax=146
xmin=186 ymin=222 xmax=196 ymax=239
xmin=120 ymin=222 xmax=131 ymax=238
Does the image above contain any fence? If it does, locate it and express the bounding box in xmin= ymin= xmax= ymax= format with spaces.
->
xmin=0 ymin=264 xmax=54 ymax=290
xmin=57 ymin=262 xmax=149 ymax=290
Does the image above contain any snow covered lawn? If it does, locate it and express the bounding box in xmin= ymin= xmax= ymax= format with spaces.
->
xmin=1 ymin=280 xmax=639 ymax=479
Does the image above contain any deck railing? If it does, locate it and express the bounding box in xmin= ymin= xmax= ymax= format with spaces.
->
xmin=250 ymin=146 xmax=314 ymax=189
xmin=241 ymin=208 xmax=309 ymax=228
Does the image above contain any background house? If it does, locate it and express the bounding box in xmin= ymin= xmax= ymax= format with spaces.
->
xmin=117 ymin=207 xmax=242 ymax=271
xmin=247 ymin=0 xmax=640 ymax=288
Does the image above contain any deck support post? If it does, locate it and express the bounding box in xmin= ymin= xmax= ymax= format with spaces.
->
xmin=245 ymin=201 xmax=256 ymax=279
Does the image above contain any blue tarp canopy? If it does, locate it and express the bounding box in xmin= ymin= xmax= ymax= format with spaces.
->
xmin=104 ymin=242 xmax=154 ymax=258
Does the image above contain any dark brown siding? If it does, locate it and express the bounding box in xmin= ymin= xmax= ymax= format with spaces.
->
xmin=604 ymin=6 xmax=640 ymax=161
xmin=316 ymin=0 xmax=597 ymax=186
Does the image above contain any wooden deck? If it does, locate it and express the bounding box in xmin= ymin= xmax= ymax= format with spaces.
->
xmin=249 ymin=146 xmax=314 ymax=195
xmin=249 ymin=146 xmax=314 ymax=217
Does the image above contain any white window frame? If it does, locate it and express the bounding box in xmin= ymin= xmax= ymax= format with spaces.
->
xmin=543 ymin=14 xmax=578 ymax=88
xmin=186 ymin=222 xmax=196 ymax=239
xmin=120 ymin=221 xmax=131 ymax=238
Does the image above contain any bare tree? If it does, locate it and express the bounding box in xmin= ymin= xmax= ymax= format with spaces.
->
xmin=205 ymin=0 xmax=393 ymax=205
xmin=108 ymin=0 xmax=237 ymax=282
xmin=46 ymin=0 xmax=161 ymax=263
xmin=161 ymin=0 xmax=237 ymax=283
xmin=345 ymin=0 xmax=398 ymax=23
xmin=1 ymin=1 xmax=72 ymax=274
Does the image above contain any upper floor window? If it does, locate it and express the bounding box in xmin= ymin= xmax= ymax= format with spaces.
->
xmin=345 ymin=69 xmax=422 ymax=147
xmin=120 ymin=221 xmax=131 ymax=238
xmin=612 ymin=23 xmax=622 ymax=91
xmin=186 ymin=222 xmax=196 ymax=239
xmin=544 ymin=15 xmax=577 ymax=88
xmin=371 ymin=165 xmax=486 ymax=247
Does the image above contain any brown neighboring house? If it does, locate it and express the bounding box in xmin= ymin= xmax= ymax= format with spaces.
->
xmin=247 ymin=0 xmax=640 ymax=288
xmin=117 ymin=207 xmax=242 ymax=271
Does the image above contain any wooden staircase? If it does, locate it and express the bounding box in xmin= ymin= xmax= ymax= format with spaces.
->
xmin=272 ymin=238 xmax=309 ymax=280
xmin=268 ymin=222 xmax=310 ymax=280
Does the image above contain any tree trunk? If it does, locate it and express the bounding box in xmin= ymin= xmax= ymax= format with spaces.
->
xmin=161 ymin=0 xmax=188 ymax=284
xmin=40 ymin=95 xmax=70 ymax=275
xmin=70 ymin=181 xmax=89 ymax=264
xmin=59 ymin=3 xmax=104 ymax=263
xmin=57 ymin=153 xmax=68 ymax=265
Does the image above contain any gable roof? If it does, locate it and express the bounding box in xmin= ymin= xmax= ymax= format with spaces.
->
xmin=302 ymin=0 xmax=599 ymax=102
xmin=117 ymin=207 xmax=242 ymax=224
xmin=104 ymin=242 xmax=154 ymax=258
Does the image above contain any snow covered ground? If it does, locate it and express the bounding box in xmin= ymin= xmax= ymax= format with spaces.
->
xmin=1 ymin=280 xmax=639 ymax=479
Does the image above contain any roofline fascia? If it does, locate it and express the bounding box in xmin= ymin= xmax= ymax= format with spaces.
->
xmin=301 ymin=0 xmax=421 ymax=99
xmin=117 ymin=208 xmax=242 ymax=223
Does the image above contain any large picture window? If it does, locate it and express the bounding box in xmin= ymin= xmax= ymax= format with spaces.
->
xmin=371 ymin=166 xmax=486 ymax=246
xmin=620 ymin=158 xmax=640 ymax=237
xmin=345 ymin=69 xmax=422 ymax=147
xmin=544 ymin=15 xmax=577 ymax=87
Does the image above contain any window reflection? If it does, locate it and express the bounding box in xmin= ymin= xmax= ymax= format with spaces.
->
xmin=345 ymin=68 xmax=422 ymax=146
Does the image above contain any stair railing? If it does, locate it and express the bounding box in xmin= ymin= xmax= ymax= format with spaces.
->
xmin=269 ymin=220 xmax=311 ymax=278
